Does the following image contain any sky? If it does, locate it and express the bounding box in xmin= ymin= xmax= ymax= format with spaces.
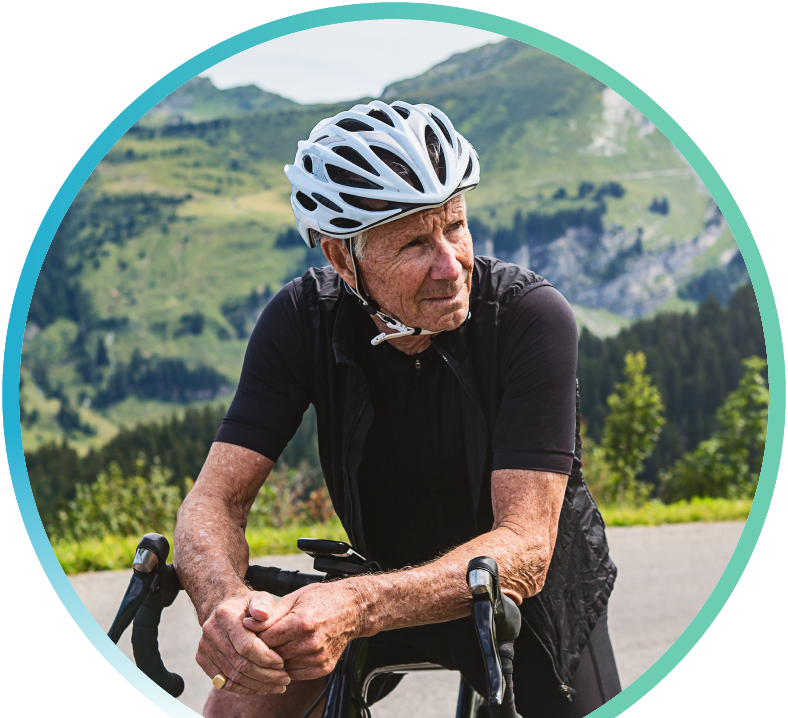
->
xmin=199 ymin=20 xmax=505 ymax=104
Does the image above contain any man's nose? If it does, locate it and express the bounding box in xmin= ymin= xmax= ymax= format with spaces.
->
xmin=429 ymin=236 xmax=463 ymax=282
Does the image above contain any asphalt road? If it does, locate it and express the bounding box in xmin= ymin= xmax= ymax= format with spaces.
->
xmin=70 ymin=521 xmax=745 ymax=717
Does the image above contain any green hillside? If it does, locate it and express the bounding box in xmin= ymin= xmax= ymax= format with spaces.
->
xmin=143 ymin=76 xmax=299 ymax=125
xmin=21 ymin=38 xmax=749 ymax=452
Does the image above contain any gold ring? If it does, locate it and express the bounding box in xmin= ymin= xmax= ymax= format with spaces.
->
xmin=212 ymin=672 xmax=228 ymax=690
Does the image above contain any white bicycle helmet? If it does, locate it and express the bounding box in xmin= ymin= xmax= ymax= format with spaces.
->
xmin=285 ymin=100 xmax=480 ymax=247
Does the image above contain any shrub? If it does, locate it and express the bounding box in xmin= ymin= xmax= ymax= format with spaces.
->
xmin=53 ymin=456 xmax=181 ymax=542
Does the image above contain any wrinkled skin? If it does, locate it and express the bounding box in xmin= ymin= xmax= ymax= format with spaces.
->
xmin=320 ymin=195 xmax=473 ymax=354
xmin=174 ymin=199 xmax=569 ymax=717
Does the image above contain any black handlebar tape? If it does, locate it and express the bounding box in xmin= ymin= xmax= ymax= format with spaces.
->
xmin=131 ymin=593 xmax=184 ymax=698
xmin=108 ymin=572 xmax=154 ymax=644
xmin=488 ymin=640 xmax=523 ymax=718
xmin=496 ymin=594 xmax=522 ymax=642
xmin=245 ymin=566 xmax=324 ymax=595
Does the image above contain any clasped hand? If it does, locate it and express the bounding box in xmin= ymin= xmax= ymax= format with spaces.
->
xmin=244 ymin=581 xmax=365 ymax=681
xmin=196 ymin=582 xmax=364 ymax=695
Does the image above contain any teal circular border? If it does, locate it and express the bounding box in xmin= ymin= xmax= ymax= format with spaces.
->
xmin=3 ymin=4 xmax=783 ymax=716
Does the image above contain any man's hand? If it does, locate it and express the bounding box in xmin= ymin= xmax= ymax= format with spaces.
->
xmin=196 ymin=589 xmax=292 ymax=696
xmin=242 ymin=582 xmax=366 ymax=680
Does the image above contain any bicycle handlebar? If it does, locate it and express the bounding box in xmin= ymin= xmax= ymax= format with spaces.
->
xmin=110 ymin=535 xmax=523 ymax=717
xmin=108 ymin=534 xmax=326 ymax=699
xmin=245 ymin=565 xmax=324 ymax=594
xmin=131 ymin=587 xmax=185 ymax=698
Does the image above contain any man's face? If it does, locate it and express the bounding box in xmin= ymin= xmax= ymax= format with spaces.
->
xmin=357 ymin=196 xmax=474 ymax=333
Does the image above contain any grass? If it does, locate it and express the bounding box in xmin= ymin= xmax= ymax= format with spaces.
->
xmin=55 ymin=518 xmax=348 ymax=575
xmin=599 ymin=497 xmax=752 ymax=527
xmin=56 ymin=500 xmax=751 ymax=575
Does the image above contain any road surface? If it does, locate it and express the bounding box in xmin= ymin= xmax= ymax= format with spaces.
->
xmin=70 ymin=521 xmax=745 ymax=716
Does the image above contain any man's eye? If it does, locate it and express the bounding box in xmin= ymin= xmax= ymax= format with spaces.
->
xmin=448 ymin=221 xmax=463 ymax=231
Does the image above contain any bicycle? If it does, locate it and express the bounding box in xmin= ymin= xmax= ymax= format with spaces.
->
xmin=108 ymin=534 xmax=523 ymax=718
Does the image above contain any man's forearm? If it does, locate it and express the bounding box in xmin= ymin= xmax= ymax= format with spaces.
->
xmin=350 ymin=525 xmax=546 ymax=636
xmin=348 ymin=469 xmax=567 ymax=637
xmin=174 ymin=492 xmax=251 ymax=623
xmin=174 ymin=443 xmax=274 ymax=624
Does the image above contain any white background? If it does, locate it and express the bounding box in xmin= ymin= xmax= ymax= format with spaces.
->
xmin=1 ymin=1 xmax=786 ymax=716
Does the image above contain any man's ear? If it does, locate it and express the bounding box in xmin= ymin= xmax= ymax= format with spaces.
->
xmin=321 ymin=238 xmax=357 ymax=288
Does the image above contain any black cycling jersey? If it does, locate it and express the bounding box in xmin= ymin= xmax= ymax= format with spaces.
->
xmin=216 ymin=280 xmax=579 ymax=569
xmin=215 ymin=257 xmax=617 ymax=697
xmin=217 ymin=280 xmax=577 ymax=473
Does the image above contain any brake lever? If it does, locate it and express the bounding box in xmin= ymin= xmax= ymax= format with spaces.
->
xmin=467 ymin=557 xmax=523 ymax=718
xmin=468 ymin=558 xmax=504 ymax=704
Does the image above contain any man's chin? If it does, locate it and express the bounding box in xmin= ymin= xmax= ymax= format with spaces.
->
xmin=420 ymin=302 xmax=470 ymax=333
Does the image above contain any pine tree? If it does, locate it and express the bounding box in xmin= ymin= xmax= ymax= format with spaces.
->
xmin=600 ymin=351 xmax=665 ymax=503
xmin=659 ymin=356 xmax=768 ymax=501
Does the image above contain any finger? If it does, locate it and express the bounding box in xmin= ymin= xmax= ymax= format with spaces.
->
xmin=243 ymin=616 xmax=267 ymax=632
xmin=211 ymin=602 xmax=288 ymax=670
xmin=227 ymin=621 xmax=288 ymax=671
xmin=196 ymin=648 xmax=269 ymax=696
xmin=202 ymin=623 xmax=290 ymax=686
xmin=200 ymin=637 xmax=290 ymax=694
xmin=254 ymin=611 xmax=310 ymax=649
xmin=248 ymin=591 xmax=277 ymax=622
xmin=246 ymin=594 xmax=294 ymax=632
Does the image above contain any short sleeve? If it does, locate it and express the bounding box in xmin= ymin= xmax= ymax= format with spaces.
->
xmin=492 ymin=285 xmax=578 ymax=475
xmin=214 ymin=281 xmax=311 ymax=461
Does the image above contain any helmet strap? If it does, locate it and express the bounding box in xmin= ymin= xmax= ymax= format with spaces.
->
xmin=343 ymin=238 xmax=439 ymax=346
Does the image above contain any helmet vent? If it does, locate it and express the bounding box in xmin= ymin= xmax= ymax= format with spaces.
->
xmin=340 ymin=193 xmax=415 ymax=213
xmin=462 ymin=155 xmax=473 ymax=180
xmin=330 ymin=218 xmax=363 ymax=229
xmin=370 ymin=146 xmax=424 ymax=193
xmin=296 ymin=192 xmax=318 ymax=212
xmin=424 ymin=125 xmax=447 ymax=185
xmin=303 ymin=155 xmax=313 ymax=173
xmin=312 ymin=193 xmax=343 ymax=213
xmin=429 ymin=114 xmax=453 ymax=148
xmin=336 ymin=118 xmax=374 ymax=132
xmin=326 ymin=163 xmax=383 ymax=190
xmin=332 ymin=145 xmax=380 ymax=176
xmin=392 ymin=105 xmax=410 ymax=119
xmin=314 ymin=135 xmax=329 ymax=143
xmin=367 ymin=109 xmax=394 ymax=127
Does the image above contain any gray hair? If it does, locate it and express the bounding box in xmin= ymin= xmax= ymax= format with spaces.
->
xmin=319 ymin=231 xmax=370 ymax=261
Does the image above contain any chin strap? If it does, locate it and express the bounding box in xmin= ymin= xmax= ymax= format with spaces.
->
xmin=344 ymin=239 xmax=441 ymax=346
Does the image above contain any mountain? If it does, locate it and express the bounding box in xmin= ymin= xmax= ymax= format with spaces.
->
xmin=21 ymin=38 xmax=749 ymax=451
xmin=143 ymin=76 xmax=299 ymax=125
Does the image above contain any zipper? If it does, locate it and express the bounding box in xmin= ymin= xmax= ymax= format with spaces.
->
xmin=414 ymin=358 xmax=421 ymax=375
xmin=519 ymin=612 xmax=573 ymax=699
xmin=432 ymin=344 xmax=488 ymax=437
xmin=342 ymin=395 xmax=368 ymax=550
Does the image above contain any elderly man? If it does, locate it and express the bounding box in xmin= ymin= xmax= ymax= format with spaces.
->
xmin=174 ymin=101 xmax=620 ymax=718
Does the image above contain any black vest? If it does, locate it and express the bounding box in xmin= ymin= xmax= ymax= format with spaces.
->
xmin=294 ymin=256 xmax=616 ymax=688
